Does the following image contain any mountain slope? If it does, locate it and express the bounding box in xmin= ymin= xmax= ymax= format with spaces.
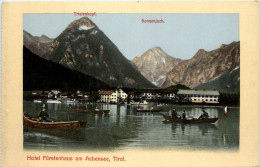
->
xmin=23 ymin=30 xmax=53 ymax=57
xmin=162 ymin=41 xmax=240 ymax=88
xmin=23 ymin=46 xmax=112 ymax=91
xmin=44 ymin=17 xmax=155 ymax=89
xmin=194 ymin=66 xmax=240 ymax=94
xmin=132 ymin=47 xmax=181 ymax=87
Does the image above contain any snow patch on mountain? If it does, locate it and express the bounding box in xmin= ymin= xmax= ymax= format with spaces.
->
xmin=161 ymin=57 xmax=166 ymax=64
xmin=151 ymin=75 xmax=166 ymax=86
xmin=78 ymin=24 xmax=93 ymax=31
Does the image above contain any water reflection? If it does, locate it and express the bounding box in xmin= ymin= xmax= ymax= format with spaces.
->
xmin=25 ymin=127 xmax=86 ymax=141
xmin=23 ymin=101 xmax=239 ymax=151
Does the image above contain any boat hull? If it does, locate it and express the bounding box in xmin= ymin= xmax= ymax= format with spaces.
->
xmin=162 ymin=114 xmax=218 ymax=123
xmin=24 ymin=114 xmax=87 ymax=129
xmin=69 ymin=108 xmax=110 ymax=114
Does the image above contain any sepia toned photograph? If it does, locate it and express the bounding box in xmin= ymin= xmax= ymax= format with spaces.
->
xmin=23 ymin=13 xmax=239 ymax=151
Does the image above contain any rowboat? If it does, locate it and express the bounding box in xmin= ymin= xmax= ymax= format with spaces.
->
xmin=69 ymin=108 xmax=110 ymax=114
xmin=136 ymin=108 xmax=162 ymax=112
xmin=162 ymin=114 xmax=218 ymax=123
xmin=23 ymin=113 xmax=87 ymax=129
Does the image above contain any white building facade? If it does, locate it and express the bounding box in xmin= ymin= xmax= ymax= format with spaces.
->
xmin=177 ymin=89 xmax=220 ymax=103
xmin=99 ymin=89 xmax=128 ymax=103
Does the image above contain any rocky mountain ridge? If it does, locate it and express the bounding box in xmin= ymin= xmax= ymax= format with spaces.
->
xmin=132 ymin=47 xmax=181 ymax=87
xmin=43 ymin=17 xmax=155 ymax=89
xmin=195 ymin=66 xmax=240 ymax=94
xmin=23 ymin=30 xmax=53 ymax=57
xmin=162 ymin=41 xmax=240 ymax=88
xmin=132 ymin=41 xmax=240 ymax=89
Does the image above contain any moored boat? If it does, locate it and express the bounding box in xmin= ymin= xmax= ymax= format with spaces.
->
xmin=136 ymin=108 xmax=162 ymax=112
xmin=61 ymin=98 xmax=78 ymax=103
xmin=46 ymin=99 xmax=62 ymax=103
xmin=69 ymin=108 xmax=110 ymax=114
xmin=162 ymin=114 xmax=218 ymax=123
xmin=23 ymin=113 xmax=87 ymax=129
xmin=33 ymin=99 xmax=42 ymax=103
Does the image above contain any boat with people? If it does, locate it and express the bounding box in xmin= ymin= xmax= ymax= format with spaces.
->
xmin=69 ymin=108 xmax=110 ymax=114
xmin=162 ymin=114 xmax=218 ymax=124
xmin=23 ymin=112 xmax=87 ymax=129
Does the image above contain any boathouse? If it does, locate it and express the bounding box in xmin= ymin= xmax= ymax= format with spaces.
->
xmin=177 ymin=89 xmax=220 ymax=103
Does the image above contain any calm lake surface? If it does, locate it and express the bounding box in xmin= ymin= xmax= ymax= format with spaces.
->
xmin=23 ymin=101 xmax=239 ymax=151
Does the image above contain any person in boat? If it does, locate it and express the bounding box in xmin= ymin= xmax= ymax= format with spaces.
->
xmin=38 ymin=107 xmax=51 ymax=122
xmin=182 ymin=110 xmax=186 ymax=120
xmin=199 ymin=110 xmax=209 ymax=119
xmin=171 ymin=109 xmax=178 ymax=118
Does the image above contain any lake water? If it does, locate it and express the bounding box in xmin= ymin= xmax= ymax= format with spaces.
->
xmin=23 ymin=101 xmax=239 ymax=151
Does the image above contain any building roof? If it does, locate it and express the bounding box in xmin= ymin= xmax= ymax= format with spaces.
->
xmin=99 ymin=90 xmax=114 ymax=95
xmin=177 ymin=89 xmax=220 ymax=95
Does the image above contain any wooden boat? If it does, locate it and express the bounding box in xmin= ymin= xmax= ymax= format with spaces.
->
xmin=69 ymin=108 xmax=110 ymax=114
xmin=162 ymin=114 xmax=218 ymax=124
xmin=23 ymin=113 xmax=87 ymax=129
xmin=136 ymin=108 xmax=162 ymax=112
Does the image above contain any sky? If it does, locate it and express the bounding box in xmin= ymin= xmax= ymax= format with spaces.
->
xmin=23 ymin=13 xmax=239 ymax=60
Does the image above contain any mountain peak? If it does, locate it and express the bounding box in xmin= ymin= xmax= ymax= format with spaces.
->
xmin=151 ymin=47 xmax=162 ymax=51
xmin=192 ymin=49 xmax=207 ymax=59
xmin=44 ymin=17 xmax=155 ymax=89
xmin=39 ymin=35 xmax=53 ymax=42
xmin=132 ymin=47 xmax=181 ymax=87
xmin=66 ymin=17 xmax=96 ymax=31
xmin=40 ymin=35 xmax=48 ymax=38
xmin=147 ymin=47 xmax=168 ymax=57
xmin=197 ymin=49 xmax=207 ymax=54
